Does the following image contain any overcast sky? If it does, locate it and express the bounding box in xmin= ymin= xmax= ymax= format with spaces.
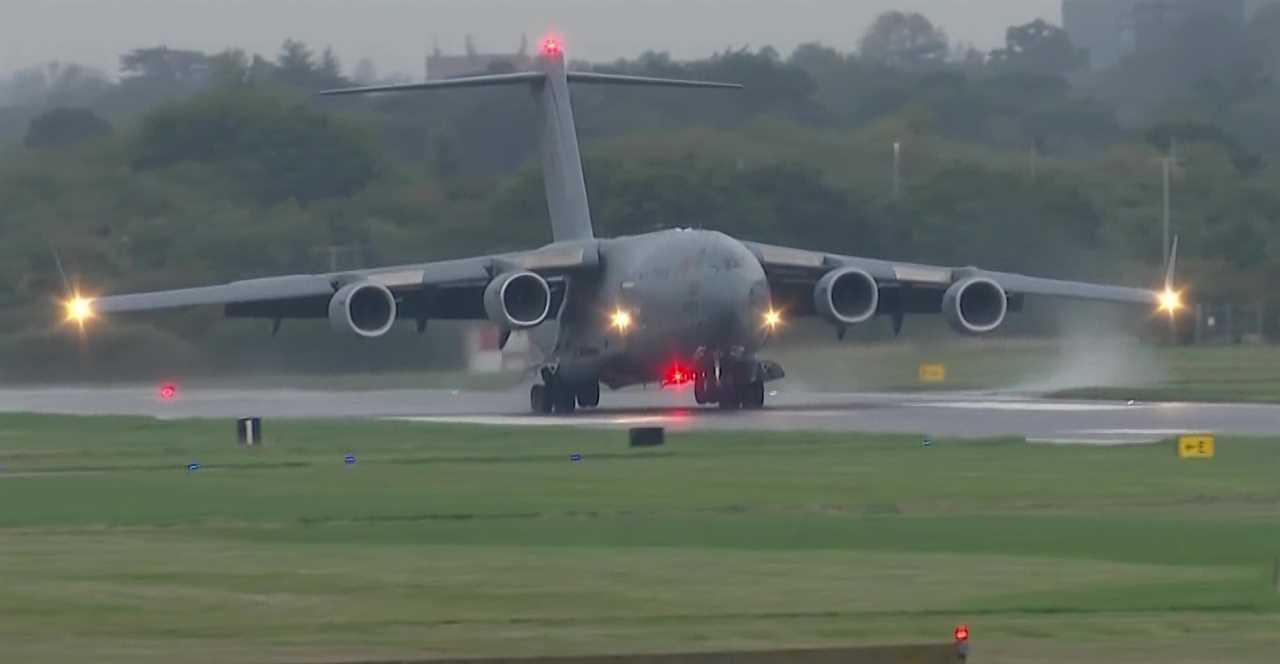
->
xmin=2 ymin=0 xmax=1061 ymax=79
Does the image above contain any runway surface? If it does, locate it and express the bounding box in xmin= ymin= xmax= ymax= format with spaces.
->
xmin=0 ymin=384 xmax=1276 ymax=442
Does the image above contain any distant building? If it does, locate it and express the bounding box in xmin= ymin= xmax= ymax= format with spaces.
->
xmin=1062 ymin=0 xmax=1137 ymax=69
xmin=425 ymin=35 xmax=533 ymax=80
xmin=1063 ymin=0 xmax=1247 ymax=68
xmin=1130 ymin=0 xmax=1247 ymax=51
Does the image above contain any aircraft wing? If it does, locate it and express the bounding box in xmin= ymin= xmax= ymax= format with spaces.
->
xmin=84 ymin=242 xmax=599 ymax=322
xmin=743 ymin=241 xmax=1164 ymax=321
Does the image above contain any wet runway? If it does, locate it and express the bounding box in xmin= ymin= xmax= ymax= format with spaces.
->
xmin=0 ymin=384 xmax=1276 ymax=443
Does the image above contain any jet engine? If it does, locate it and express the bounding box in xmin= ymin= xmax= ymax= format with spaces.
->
xmin=329 ymin=282 xmax=397 ymax=338
xmin=484 ymin=271 xmax=552 ymax=329
xmin=813 ymin=267 xmax=879 ymax=326
xmin=943 ymin=277 xmax=1008 ymax=335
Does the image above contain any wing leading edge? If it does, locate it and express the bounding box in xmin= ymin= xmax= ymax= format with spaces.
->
xmin=744 ymin=241 xmax=1161 ymax=316
xmin=83 ymin=242 xmax=600 ymax=322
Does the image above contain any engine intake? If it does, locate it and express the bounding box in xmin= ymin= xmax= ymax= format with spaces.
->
xmin=329 ymin=282 xmax=397 ymax=338
xmin=813 ymin=267 xmax=879 ymax=326
xmin=943 ymin=277 xmax=1008 ymax=335
xmin=484 ymin=271 xmax=552 ymax=329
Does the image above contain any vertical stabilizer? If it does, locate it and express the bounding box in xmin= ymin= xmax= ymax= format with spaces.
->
xmin=319 ymin=40 xmax=739 ymax=245
xmin=534 ymin=41 xmax=594 ymax=242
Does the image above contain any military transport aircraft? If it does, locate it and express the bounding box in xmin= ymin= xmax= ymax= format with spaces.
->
xmin=64 ymin=38 xmax=1184 ymax=413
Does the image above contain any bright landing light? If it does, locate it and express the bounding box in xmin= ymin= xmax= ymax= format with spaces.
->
xmin=65 ymin=295 xmax=95 ymax=324
xmin=610 ymin=308 xmax=633 ymax=333
xmin=1158 ymin=288 xmax=1184 ymax=316
xmin=763 ymin=308 xmax=783 ymax=331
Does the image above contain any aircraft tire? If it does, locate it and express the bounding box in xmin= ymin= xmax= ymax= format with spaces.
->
xmin=552 ymin=384 xmax=577 ymax=414
xmin=530 ymin=384 xmax=552 ymax=414
xmin=694 ymin=377 xmax=709 ymax=405
xmin=743 ymin=380 xmax=765 ymax=410
xmin=577 ymin=382 xmax=601 ymax=408
xmin=717 ymin=382 xmax=742 ymax=410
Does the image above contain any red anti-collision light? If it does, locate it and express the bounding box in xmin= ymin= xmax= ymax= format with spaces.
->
xmin=159 ymin=383 xmax=178 ymax=401
xmin=954 ymin=624 xmax=969 ymax=642
xmin=541 ymin=38 xmax=563 ymax=56
xmin=663 ymin=364 xmax=694 ymax=387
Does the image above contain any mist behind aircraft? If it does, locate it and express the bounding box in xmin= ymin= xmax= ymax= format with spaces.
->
xmin=1 ymin=0 xmax=1058 ymax=78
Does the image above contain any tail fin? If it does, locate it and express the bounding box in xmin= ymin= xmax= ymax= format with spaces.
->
xmin=322 ymin=40 xmax=740 ymax=243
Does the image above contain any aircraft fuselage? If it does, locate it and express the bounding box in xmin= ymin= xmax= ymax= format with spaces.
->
xmin=550 ymin=229 xmax=773 ymax=390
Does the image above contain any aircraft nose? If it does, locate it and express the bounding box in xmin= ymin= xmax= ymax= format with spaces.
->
xmin=704 ymin=274 xmax=771 ymax=345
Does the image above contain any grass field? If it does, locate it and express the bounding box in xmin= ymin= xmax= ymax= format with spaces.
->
xmin=1 ymin=415 xmax=1278 ymax=663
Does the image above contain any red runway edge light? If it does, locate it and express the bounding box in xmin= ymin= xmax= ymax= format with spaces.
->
xmin=954 ymin=624 xmax=971 ymax=662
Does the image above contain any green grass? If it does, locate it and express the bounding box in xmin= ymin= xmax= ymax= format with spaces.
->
xmin=2 ymin=415 xmax=1279 ymax=663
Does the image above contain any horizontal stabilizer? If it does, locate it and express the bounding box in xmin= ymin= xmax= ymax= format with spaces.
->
xmin=320 ymin=72 xmax=545 ymax=96
xmin=320 ymin=72 xmax=742 ymax=97
xmin=565 ymin=72 xmax=742 ymax=89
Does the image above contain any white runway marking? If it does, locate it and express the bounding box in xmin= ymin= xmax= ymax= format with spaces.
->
xmin=390 ymin=415 xmax=678 ymax=427
xmin=1027 ymin=437 xmax=1165 ymax=446
xmin=909 ymin=400 xmax=1140 ymax=412
xmin=1071 ymin=428 xmax=1207 ymax=436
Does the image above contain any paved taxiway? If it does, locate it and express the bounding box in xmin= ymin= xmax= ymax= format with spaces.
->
xmin=0 ymin=385 xmax=1276 ymax=443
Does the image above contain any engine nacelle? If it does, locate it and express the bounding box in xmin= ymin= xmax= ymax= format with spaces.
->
xmin=943 ymin=277 xmax=1008 ymax=335
xmin=484 ymin=271 xmax=552 ymax=329
xmin=813 ymin=267 xmax=879 ymax=326
xmin=329 ymin=282 xmax=397 ymax=338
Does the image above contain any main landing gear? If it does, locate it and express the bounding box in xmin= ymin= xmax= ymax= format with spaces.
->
xmin=530 ymin=377 xmax=599 ymax=415
xmin=693 ymin=367 xmax=765 ymax=411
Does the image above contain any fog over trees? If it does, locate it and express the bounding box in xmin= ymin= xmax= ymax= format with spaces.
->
xmin=2 ymin=8 xmax=1279 ymax=377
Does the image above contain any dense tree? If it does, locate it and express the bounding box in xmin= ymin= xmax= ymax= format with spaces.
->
xmin=0 ymin=62 xmax=111 ymax=107
xmin=131 ymin=90 xmax=382 ymax=204
xmin=4 ymin=25 xmax=1280 ymax=377
xmin=859 ymin=11 xmax=948 ymax=68
xmin=988 ymin=19 xmax=1087 ymax=76
xmin=23 ymin=107 xmax=112 ymax=149
xmin=120 ymin=47 xmax=210 ymax=85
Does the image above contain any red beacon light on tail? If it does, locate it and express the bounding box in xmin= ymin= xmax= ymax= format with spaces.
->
xmin=541 ymin=38 xmax=563 ymax=57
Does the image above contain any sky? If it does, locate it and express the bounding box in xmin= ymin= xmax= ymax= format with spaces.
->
xmin=1 ymin=0 xmax=1062 ymax=79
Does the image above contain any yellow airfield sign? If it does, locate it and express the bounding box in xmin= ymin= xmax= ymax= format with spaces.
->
xmin=1178 ymin=435 xmax=1216 ymax=459
xmin=918 ymin=363 xmax=947 ymax=384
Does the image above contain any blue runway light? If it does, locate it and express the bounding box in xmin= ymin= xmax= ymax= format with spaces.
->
xmin=344 ymin=454 xmax=357 ymax=466
xmin=570 ymin=453 xmax=583 ymax=463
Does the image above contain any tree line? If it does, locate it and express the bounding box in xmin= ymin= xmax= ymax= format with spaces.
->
xmin=1 ymin=8 xmax=1279 ymax=377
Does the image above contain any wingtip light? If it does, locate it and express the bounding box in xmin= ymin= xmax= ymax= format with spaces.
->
xmin=1158 ymin=287 xmax=1184 ymax=316
xmin=65 ymin=295 xmax=95 ymax=325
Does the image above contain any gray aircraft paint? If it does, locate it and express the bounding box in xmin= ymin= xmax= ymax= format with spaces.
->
xmin=535 ymin=45 xmax=594 ymax=242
